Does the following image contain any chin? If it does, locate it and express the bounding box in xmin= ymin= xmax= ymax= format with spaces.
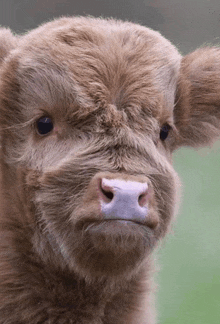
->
xmin=68 ymin=219 xmax=156 ymax=278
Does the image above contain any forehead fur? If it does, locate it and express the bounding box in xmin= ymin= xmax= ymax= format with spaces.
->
xmin=2 ymin=17 xmax=181 ymax=130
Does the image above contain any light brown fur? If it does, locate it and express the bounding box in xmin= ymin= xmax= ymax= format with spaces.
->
xmin=0 ymin=16 xmax=219 ymax=324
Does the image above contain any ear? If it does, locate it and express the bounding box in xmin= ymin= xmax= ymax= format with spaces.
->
xmin=0 ymin=28 xmax=18 ymax=65
xmin=174 ymin=47 xmax=220 ymax=148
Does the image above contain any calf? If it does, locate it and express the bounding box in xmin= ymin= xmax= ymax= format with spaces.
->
xmin=0 ymin=16 xmax=219 ymax=324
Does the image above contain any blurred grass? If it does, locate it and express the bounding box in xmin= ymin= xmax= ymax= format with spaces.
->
xmin=158 ymin=141 xmax=220 ymax=324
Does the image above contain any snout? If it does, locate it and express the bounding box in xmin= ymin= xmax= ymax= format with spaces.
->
xmin=38 ymin=170 xmax=160 ymax=275
xmin=83 ymin=172 xmax=158 ymax=229
xmin=98 ymin=177 xmax=149 ymax=224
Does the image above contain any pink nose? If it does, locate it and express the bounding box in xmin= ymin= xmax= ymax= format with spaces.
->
xmin=98 ymin=178 xmax=149 ymax=224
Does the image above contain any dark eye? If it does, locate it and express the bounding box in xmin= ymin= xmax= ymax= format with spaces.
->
xmin=160 ymin=124 xmax=171 ymax=141
xmin=36 ymin=117 xmax=54 ymax=135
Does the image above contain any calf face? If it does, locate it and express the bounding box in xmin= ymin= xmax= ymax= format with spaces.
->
xmin=0 ymin=17 xmax=219 ymax=324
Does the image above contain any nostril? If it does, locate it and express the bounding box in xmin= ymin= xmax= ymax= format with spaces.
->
xmin=101 ymin=188 xmax=114 ymax=201
xmin=99 ymin=178 xmax=115 ymax=203
xmin=138 ymin=190 xmax=148 ymax=207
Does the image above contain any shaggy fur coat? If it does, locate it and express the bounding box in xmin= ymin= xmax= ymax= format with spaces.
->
xmin=0 ymin=16 xmax=219 ymax=324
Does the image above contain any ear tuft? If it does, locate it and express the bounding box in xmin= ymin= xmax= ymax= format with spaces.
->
xmin=174 ymin=47 xmax=220 ymax=148
xmin=0 ymin=28 xmax=18 ymax=64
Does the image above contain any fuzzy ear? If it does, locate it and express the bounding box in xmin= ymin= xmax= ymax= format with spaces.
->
xmin=174 ymin=47 xmax=220 ymax=148
xmin=0 ymin=28 xmax=18 ymax=64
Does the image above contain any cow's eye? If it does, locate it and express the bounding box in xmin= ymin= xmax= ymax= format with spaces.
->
xmin=36 ymin=117 xmax=54 ymax=135
xmin=160 ymin=124 xmax=171 ymax=141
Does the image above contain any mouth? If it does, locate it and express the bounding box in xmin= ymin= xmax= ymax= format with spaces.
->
xmin=77 ymin=218 xmax=147 ymax=232
xmin=105 ymin=219 xmax=147 ymax=227
xmin=76 ymin=218 xmax=154 ymax=248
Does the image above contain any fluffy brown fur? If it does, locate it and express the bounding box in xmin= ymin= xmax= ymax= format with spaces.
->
xmin=0 ymin=16 xmax=219 ymax=324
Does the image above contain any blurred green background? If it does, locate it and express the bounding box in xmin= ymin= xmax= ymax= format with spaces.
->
xmin=0 ymin=0 xmax=220 ymax=322
xmin=158 ymin=141 xmax=220 ymax=324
